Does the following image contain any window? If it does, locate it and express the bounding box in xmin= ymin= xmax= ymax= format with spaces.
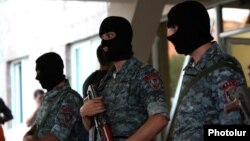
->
xmin=9 ymin=58 xmax=29 ymax=126
xmin=10 ymin=61 xmax=23 ymax=125
xmin=222 ymin=0 xmax=250 ymax=32
xmin=70 ymin=36 xmax=101 ymax=95
xmin=222 ymin=8 xmax=250 ymax=32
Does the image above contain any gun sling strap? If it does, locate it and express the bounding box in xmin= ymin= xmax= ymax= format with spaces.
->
xmin=167 ymin=60 xmax=247 ymax=139
xmin=180 ymin=61 xmax=246 ymax=109
xmin=33 ymin=90 xmax=69 ymax=137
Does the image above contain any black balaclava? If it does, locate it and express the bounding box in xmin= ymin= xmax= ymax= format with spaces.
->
xmin=35 ymin=52 xmax=65 ymax=91
xmin=167 ymin=0 xmax=213 ymax=55
xmin=97 ymin=44 xmax=109 ymax=65
xmin=99 ymin=16 xmax=134 ymax=61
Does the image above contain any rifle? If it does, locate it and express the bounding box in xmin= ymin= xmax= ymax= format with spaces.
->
xmin=235 ymin=87 xmax=250 ymax=125
xmin=87 ymin=84 xmax=113 ymax=141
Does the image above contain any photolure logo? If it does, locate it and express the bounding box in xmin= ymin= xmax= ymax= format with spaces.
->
xmin=208 ymin=129 xmax=246 ymax=136
xmin=204 ymin=125 xmax=250 ymax=141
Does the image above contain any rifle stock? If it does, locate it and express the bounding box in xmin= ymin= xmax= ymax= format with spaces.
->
xmin=237 ymin=87 xmax=250 ymax=125
xmin=224 ymin=87 xmax=250 ymax=125
xmin=101 ymin=124 xmax=113 ymax=141
xmin=87 ymin=84 xmax=113 ymax=141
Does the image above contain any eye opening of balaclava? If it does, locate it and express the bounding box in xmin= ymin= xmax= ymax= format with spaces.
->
xmin=99 ymin=16 xmax=134 ymax=61
xmin=166 ymin=0 xmax=213 ymax=55
xmin=35 ymin=52 xmax=65 ymax=91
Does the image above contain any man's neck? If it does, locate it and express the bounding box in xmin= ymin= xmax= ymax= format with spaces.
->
xmin=100 ymin=64 xmax=112 ymax=71
xmin=54 ymin=79 xmax=66 ymax=88
xmin=190 ymin=42 xmax=212 ymax=63
xmin=114 ymin=60 xmax=127 ymax=72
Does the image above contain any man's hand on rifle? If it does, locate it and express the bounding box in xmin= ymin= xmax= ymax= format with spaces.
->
xmin=80 ymin=96 xmax=106 ymax=130
xmin=80 ymin=96 xmax=106 ymax=117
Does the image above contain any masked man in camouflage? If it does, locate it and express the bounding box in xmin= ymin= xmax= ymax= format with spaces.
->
xmin=80 ymin=16 xmax=169 ymax=141
xmin=23 ymin=52 xmax=88 ymax=141
xmin=166 ymin=1 xmax=248 ymax=141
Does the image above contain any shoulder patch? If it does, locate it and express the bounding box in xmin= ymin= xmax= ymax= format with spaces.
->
xmin=144 ymin=72 xmax=164 ymax=90
xmin=58 ymin=107 xmax=76 ymax=127
xmin=220 ymin=79 xmax=241 ymax=113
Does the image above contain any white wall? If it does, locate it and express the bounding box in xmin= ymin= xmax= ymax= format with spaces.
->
xmin=0 ymin=0 xmax=107 ymax=140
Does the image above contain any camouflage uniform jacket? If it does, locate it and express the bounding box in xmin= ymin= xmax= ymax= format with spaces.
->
xmin=173 ymin=42 xmax=247 ymax=141
xmin=35 ymin=80 xmax=87 ymax=141
xmin=95 ymin=57 xmax=168 ymax=141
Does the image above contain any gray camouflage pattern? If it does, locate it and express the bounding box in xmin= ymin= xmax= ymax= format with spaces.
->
xmin=95 ymin=57 xmax=169 ymax=141
xmin=35 ymin=80 xmax=87 ymax=141
xmin=173 ymin=42 xmax=247 ymax=141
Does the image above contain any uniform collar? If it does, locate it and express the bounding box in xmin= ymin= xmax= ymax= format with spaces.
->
xmin=184 ymin=41 xmax=222 ymax=72
xmin=106 ymin=57 xmax=136 ymax=76
xmin=44 ymin=79 xmax=70 ymax=99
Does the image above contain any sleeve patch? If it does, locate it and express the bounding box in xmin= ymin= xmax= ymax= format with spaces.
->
xmin=220 ymin=80 xmax=241 ymax=113
xmin=58 ymin=107 xmax=76 ymax=128
xmin=144 ymin=72 xmax=164 ymax=90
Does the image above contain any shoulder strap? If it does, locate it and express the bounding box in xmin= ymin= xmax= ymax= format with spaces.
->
xmin=180 ymin=61 xmax=246 ymax=104
xmin=33 ymin=91 xmax=69 ymax=137
xmin=167 ymin=61 xmax=246 ymax=139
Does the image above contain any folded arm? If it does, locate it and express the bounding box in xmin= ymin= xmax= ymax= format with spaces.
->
xmin=126 ymin=114 xmax=168 ymax=141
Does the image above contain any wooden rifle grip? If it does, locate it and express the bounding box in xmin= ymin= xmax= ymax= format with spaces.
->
xmin=101 ymin=124 xmax=113 ymax=141
xmin=88 ymin=85 xmax=113 ymax=140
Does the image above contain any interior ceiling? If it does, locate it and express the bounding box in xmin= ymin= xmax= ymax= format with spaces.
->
xmin=64 ymin=0 xmax=235 ymax=4
xmin=163 ymin=0 xmax=237 ymax=8
xmin=66 ymin=0 xmax=250 ymax=39
xmin=64 ymin=0 xmax=249 ymax=9
xmin=64 ymin=0 xmax=250 ymax=8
